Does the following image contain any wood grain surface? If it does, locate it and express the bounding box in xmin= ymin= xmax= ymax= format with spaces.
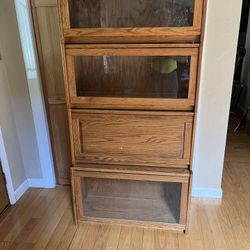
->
xmin=31 ymin=0 xmax=71 ymax=184
xmin=71 ymin=110 xmax=194 ymax=167
xmin=0 ymin=121 xmax=249 ymax=248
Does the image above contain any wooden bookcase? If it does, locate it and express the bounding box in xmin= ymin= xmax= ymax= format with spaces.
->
xmin=58 ymin=0 xmax=207 ymax=232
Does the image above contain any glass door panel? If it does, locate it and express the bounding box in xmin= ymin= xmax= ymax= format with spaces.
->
xmin=66 ymin=46 xmax=198 ymax=110
xmin=74 ymin=56 xmax=190 ymax=99
xmin=60 ymin=0 xmax=204 ymax=43
xmin=68 ymin=0 xmax=195 ymax=28
xmin=82 ymin=178 xmax=182 ymax=224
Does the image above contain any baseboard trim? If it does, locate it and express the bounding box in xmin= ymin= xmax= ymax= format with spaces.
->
xmin=192 ymin=187 xmax=223 ymax=198
xmin=27 ymin=178 xmax=46 ymax=188
xmin=15 ymin=181 xmax=223 ymax=201
xmin=14 ymin=178 xmax=50 ymax=201
xmin=14 ymin=180 xmax=29 ymax=201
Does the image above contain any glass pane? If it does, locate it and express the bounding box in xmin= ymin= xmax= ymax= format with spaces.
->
xmin=69 ymin=0 xmax=194 ymax=28
xmin=82 ymin=178 xmax=181 ymax=224
xmin=74 ymin=56 xmax=190 ymax=99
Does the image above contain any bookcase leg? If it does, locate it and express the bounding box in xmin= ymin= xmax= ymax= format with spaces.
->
xmin=71 ymin=169 xmax=78 ymax=224
xmin=179 ymin=182 xmax=189 ymax=226
xmin=71 ymin=170 xmax=84 ymax=224
xmin=184 ymin=173 xmax=193 ymax=234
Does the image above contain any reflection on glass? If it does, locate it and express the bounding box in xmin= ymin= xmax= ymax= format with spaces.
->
xmin=74 ymin=56 xmax=190 ymax=99
xmin=69 ymin=0 xmax=194 ymax=28
xmin=82 ymin=178 xmax=181 ymax=223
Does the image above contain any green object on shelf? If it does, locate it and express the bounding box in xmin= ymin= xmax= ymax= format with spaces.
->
xmin=151 ymin=58 xmax=177 ymax=74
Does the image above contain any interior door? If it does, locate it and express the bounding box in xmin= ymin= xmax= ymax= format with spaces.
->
xmin=0 ymin=161 xmax=9 ymax=214
xmin=31 ymin=0 xmax=71 ymax=184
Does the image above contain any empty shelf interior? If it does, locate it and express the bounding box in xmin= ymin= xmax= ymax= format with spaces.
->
xmin=82 ymin=178 xmax=182 ymax=224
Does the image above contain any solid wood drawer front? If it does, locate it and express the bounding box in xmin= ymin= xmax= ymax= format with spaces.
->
xmin=71 ymin=110 xmax=194 ymax=167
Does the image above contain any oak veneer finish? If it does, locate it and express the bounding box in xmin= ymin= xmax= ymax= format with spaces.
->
xmin=73 ymin=164 xmax=190 ymax=179
xmin=57 ymin=0 xmax=207 ymax=232
xmin=71 ymin=166 xmax=189 ymax=229
xmin=65 ymin=46 xmax=198 ymax=110
xmin=31 ymin=0 xmax=71 ymax=184
xmin=71 ymin=110 xmax=193 ymax=167
xmin=59 ymin=0 xmax=204 ymax=44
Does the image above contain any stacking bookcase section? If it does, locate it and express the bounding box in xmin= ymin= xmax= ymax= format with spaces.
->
xmin=58 ymin=0 xmax=204 ymax=43
xmin=71 ymin=165 xmax=191 ymax=230
xmin=58 ymin=0 xmax=207 ymax=233
xmin=65 ymin=45 xmax=199 ymax=111
xmin=71 ymin=110 xmax=194 ymax=168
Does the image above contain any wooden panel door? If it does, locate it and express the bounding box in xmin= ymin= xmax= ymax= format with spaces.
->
xmin=31 ymin=0 xmax=71 ymax=184
xmin=0 ymin=161 xmax=9 ymax=214
xmin=71 ymin=110 xmax=194 ymax=167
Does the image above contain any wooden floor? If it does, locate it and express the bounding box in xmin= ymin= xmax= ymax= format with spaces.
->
xmin=0 ymin=119 xmax=249 ymax=250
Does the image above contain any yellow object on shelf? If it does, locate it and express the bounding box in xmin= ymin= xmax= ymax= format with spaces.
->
xmin=151 ymin=58 xmax=177 ymax=74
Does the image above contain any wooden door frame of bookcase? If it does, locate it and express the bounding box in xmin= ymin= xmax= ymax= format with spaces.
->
xmin=71 ymin=167 xmax=189 ymax=231
xmin=64 ymin=45 xmax=199 ymax=111
xmin=58 ymin=0 xmax=204 ymax=44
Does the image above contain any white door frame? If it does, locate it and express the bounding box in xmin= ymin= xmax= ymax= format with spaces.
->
xmin=0 ymin=127 xmax=16 ymax=204
xmin=14 ymin=0 xmax=56 ymax=188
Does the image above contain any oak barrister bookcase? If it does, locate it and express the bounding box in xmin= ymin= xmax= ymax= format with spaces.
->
xmin=57 ymin=0 xmax=206 ymax=232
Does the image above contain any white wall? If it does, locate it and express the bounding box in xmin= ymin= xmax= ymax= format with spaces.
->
xmin=15 ymin=0 xmax=56 ymax=188
xmin=0 ymin=0 xmax=42 ymax=180
xmin=0 ymin=56 xmax=27 ymax=191
xmin=0 ymin=0 xmax=55 ymax=202
xmin=192 ymin=0 xmax=243 ymax=198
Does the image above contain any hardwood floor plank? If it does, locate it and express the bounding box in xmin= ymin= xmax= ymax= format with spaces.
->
xmin=69 ymin=224 xmax=99 ymax=250
xmin=55 ymin=214 xmax=78 ymax=250
xmin=153 ymin=229 xmax=171 ymax=250
xmin=25 ymin=188 xmax=68 ymax=244
xmin=117 ymin=227 xmax=133 ymax=250
xmin=197 ymin=202 xmax=216 ymax=250
xmin=45 ymin=208 xmax=76 ymax=250
xmin=0 ymin=119 xmax=249 ymax=249
xmin=0 ymin=189 xmax=43 ymax=241
xmin=203 ymin=201 xmax=228 ymax=250
xmin=32 ymin=196 xmax=70 ymax=250
xmin=4 ymin=189 xmax=48 ymax=242
xmin=177 ymin=233 xmax=191 ymax=250
xmin=92 ymin=224 xmax=113 ymax=250
xmin=104 ymin=225 xmax=121 ymax=250
xmin=187 ymin=200 xmax=204 ymax=249
xmin=9 ymin=218 xmax=39 ymax=249
xmin=129 ymin=227 xmax=143 ymax=250
xmin=142 ymin=229 xmax=154 ymax=250
xmin=68 ymin=224 xmax=89 ymax=250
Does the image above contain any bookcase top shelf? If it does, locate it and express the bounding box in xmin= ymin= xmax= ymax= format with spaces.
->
xmin=58 ymin=0 xmax=205 ymax=44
